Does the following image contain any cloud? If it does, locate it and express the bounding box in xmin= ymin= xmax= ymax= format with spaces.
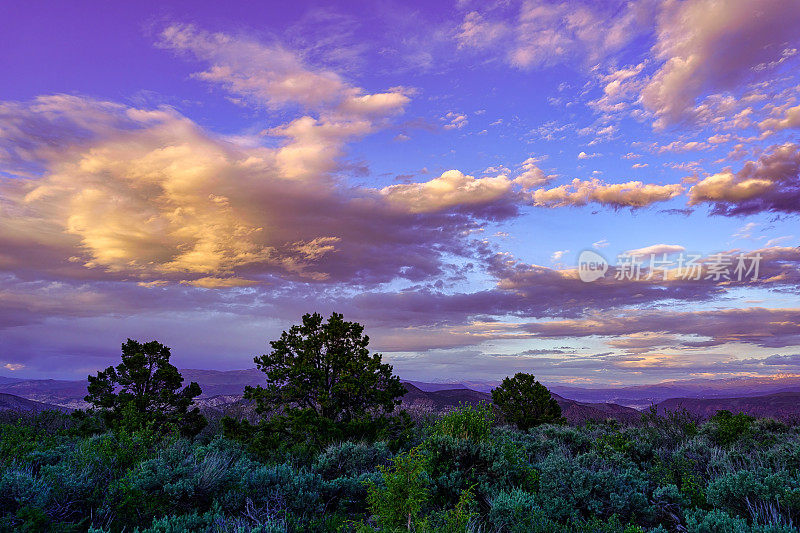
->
xmin=688 ymin=142 xmax=800 ymax=215
xmin=2 ymin=245 xmax=798 ymax=375
xmin=624 ymin=244 xmax=685 ymax=257
xmin=708 ymin=134 xmax=731 ymax=144
xmin=652 ymin=140 xmax=711 ymax=154
xmin=607 ymin=332 xmax=680 ymax=354
xmin=487 ymin=245 xmax=800 ymax=317
xmin=456 ymin=11 xmax=510 ymax=49
xmin=182 ymin=277 xmax=259 ymax=288
xmin=531 ymin=178 xmax=684 ymax=208
xmin=733 ymin=222 xmax=759 ymax=239
xmin=379 ymin=169 xmax=518 ymax=216
xmin=158 ymin=24 xmax=409 ymax=119
xmin=442 ymin=112 xmax=468 ymax=130
xmin=0 ymin=96 xmax=503 ymax=287
xmin=591 ymin=63 xmax=648 ymax=113
xmin=759 ymin=104 xmax=800 ymax=133
xmin=310 ymin=245 xmax=785 ymax=331
xmin=485 ymin=252 xmax=725 ymax=318
xmin=577 ymin=151 xmax=599 ymax=159
xmin=514 ymin=157 xmax=555 ymax=189
xmin=474 ymin=0 xmax=657 ymax=69
xmin=641 ymin=0 xmax=800 ymax=128
xmin=522 ymin=307 xmax=800 ymax=350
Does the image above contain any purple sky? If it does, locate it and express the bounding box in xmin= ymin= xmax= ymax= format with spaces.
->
xmin=1 ymin=0 xmax=799 ymax=384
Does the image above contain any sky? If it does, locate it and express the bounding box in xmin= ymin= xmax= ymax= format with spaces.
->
xmin=0 ymin=0 xmax=799 ymax=385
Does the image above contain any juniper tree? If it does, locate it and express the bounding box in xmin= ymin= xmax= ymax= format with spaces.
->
xmin=86 ymin=339 xmax=206 ymax=437
xmin=491 ymin=372 xmax=563 ymax=430
xmin=246 ymin=312 xmax=405 ymax=423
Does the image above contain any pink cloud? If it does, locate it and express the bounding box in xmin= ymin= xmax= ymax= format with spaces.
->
xmin=642 ymin=0 xmax=800 ymax=129
xmin=689 ymin=142 xmax=800 ymax=215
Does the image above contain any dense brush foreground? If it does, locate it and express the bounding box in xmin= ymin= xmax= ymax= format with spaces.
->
xmin=2 ymin=405 xmax=800 ymax=532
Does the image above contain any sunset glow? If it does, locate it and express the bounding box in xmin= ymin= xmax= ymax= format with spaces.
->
xmin=1 ymin=0 xmax=799 ymax=384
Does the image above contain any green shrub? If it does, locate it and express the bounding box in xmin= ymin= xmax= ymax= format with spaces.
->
xmin=650 ymin=453 xmax=708 ymax=508
xmin=596 ymin=432 xmax=636 ymax=456
xmin=535 ymin=450 xmax=653 ymax=523
xmin=489 ymin=489 xmax=551 ymax=532
xmin=685 ymin=508 xmax=751 ymax=533
xmin=106 ymin=437 xmax=243 ymax=523
xmin=6 ymin=402 xmax=800 ymax=532
xmin=0 ymin=468 xmax=51 ymax=516
xmin=242 ymin=462 xmax=324 ymax=519
xmin=706 ymin=410 xmax=755 ymax=446
xmin=511 ymin=423 xmax=594 ymax=460
xmin=365 ymin=446 xmax=430 ymax=530
xmin=416 ymin=485 xmax=477 ymax=533
xmin=423 ymin=433 xmax=537 ymax=508
xmin=430 ymin=402 xmax=494 ymax=442
xmin=313 ymin=441 xmax=393 ymax=480
xmin=641 ymin=407 xmax=700 ymax=449
xmin=132 ymin=505 xmax=286 ymax=533
xmin=706 ymin=468 xmax=799 ymax=525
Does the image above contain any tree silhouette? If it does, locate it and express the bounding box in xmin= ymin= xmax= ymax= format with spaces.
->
xmin=86 ymin=339 xmax=206 ymax=437
xmin=246 ymin=312 xmax=406 ymax=423
xmin=491 ymin=372 xmax=562 ymax=430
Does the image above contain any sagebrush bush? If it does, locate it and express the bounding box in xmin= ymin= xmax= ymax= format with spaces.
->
xmin=4 ymin=407 xmax=800 ymax=532
xmin=488 ymin=489 xmax=549 ymax=532
xmin=706 ymin=410 xmax=755 ymax=446
xmin=536 ymin=449 xmax=653 ymax=523
xmin=430 ymin=401 xmax=494 ymax=442
xmin=313 ymin=441 xmax=393 ymax=479
xmin=423 ymin=432 xmax=538 ymax=508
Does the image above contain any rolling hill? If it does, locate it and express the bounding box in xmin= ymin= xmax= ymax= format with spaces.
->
xmin=0 ymin=393 xmax=72 ymax=413
xmin=656 ymin=391 xmax=800 ymax=421
xmin=549 ymin=375 xmax=800 ymax=409
xmin=400 ymin=383 xmax=640 ymax=424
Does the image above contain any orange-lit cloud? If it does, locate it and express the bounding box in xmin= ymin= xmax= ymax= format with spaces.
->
xmin=531 ymin=178 xmax=683 ymax=208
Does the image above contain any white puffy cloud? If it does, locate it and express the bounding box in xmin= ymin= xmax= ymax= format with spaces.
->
xmin=380 ymin=170 xmax=516 ymax=214
xmin=443 ymin=112 xmax=468 ymax=130
xmin=759 ymin=104 xmax=800 ymax=133
xmin=531 ymin=178 xmax=684 ymax=208
xmin=0 ymin=96 xmax=504 ymax=286
xmin=688 ymin=142 xmax=800 ymax=215
xmin=514 ymin=157 xmax=554 ymax=189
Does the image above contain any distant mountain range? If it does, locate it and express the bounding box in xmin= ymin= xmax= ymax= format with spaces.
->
xmin=400 ymin=383 xmax=641 ymax=424
xmin=3 ymin=369 xmax=800 ymax=423
xmin=0 ymin=378 xmax=90 ymax=409
xmin=547 ymin=375 xmax=800 ymax=409
xmin=657 ymin=391 xmax=800 ymax=422
xmin=0 ymin=392 xmax=72 ymax=413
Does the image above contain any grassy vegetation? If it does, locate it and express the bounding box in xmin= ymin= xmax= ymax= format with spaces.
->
xmin=2 ymin=404 xmax=800 ymax=532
